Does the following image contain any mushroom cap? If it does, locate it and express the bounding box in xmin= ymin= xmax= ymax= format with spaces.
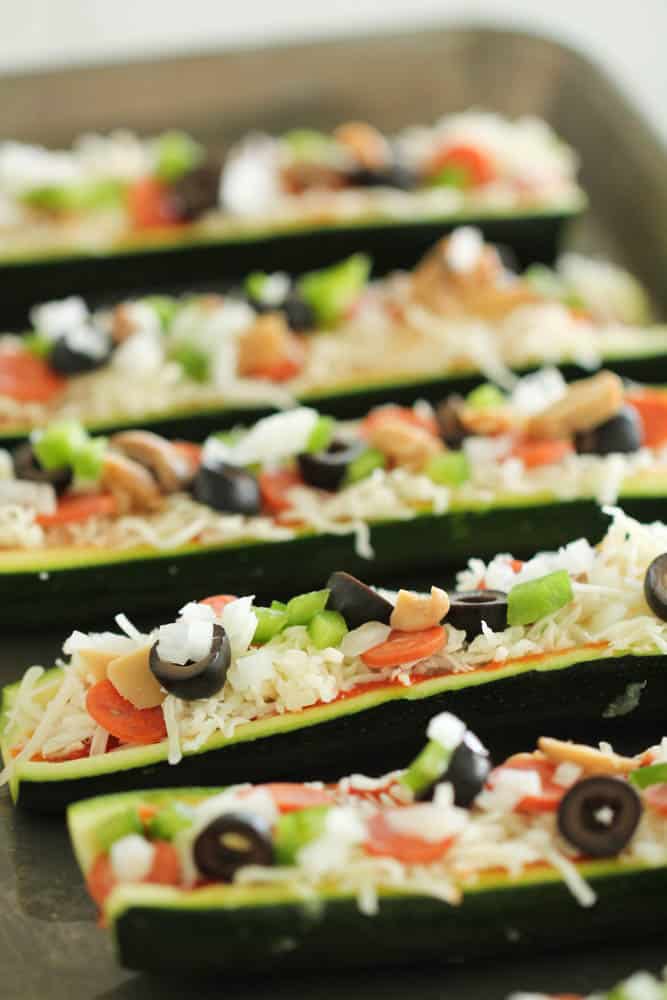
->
xmin=110 ymin=430 xmax=194 ymax=493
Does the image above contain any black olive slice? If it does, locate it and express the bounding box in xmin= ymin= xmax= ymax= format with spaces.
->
xmin=192 ymin=462 xmax=261 ymax=515
xmin=347 ymin=163 xmax=417 ymax=191
xmin=435 ymin=395 xmax=468 ymax=450
xmin=557 ymin=776 xmax=642 ymax=858
xmin=12 ymin=443 xmax=72 ymax=496
xmin=297 ymin=439 xmax=365 ymax=492
xmin=574 ymin=406 xmax=643 ymax=456
xmin=248 ymin=287 xmax=316 ymax=332
xmin=283 ymin=292 xmax=316 ymax=332
xmin=169 ymin=161 xmax=222 ymax=221
xmin=326 ymin=571 xmax=393 ymax=630
xmin=49 ymin=328 xmax=113 ymax=375
xmin=193 ymin=811 xmax=274 ymax=881
xmin=447 ymin=590 xmax=508 ymax=641
xmin=149 ymin=624 xmax=231 ymax=701
xmin=417 ymin=730 xmax=491 ymax=808
xmin=644 ymin=553 xmax=667 ymax=621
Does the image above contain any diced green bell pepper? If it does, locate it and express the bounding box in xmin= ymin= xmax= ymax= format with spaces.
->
xmin=139 ymin=295 xmax=180 ymax=331
xmin=630 ymin=762 xmax=667 ymax=790
xmin=507 ymin=570 xmax=573 ymax=627
xmin=154 ymin=131 xmax=204 ymax=183
xmin=286 ymin=589 xmax=330 ymax=627
xmin=274 ymin=805 xmax=331 ymax=865
xmin=253 ymin=607 xmax=289 ymax=644
xmin=23 ymin=333 xmax=53 ymax=359
xmin=96 ymin=806 xmax=143 ymax=851
xmin=33 ymin=420 xmax=88 ymax=470
xmin=465 ymin=384 xmax=506 ymax=410
xmin=425 ymin=451 xmax=470 ymax=486
xmin=401 ymin=739 xmax=452 ymax=797
xmin=72 ymin=437 xmax=107 ymax=483
xmin=344 ymin=447 xmax=386 ymax=485
xmin=171 ymin=344 xmax=210 ymax=382
xmin=147 ymin=803 xmax=194 ymax=841
xmin=283 ymin=129 xmax=337 ymax=163
xmin=308 ymin=610 xmax=348 ymax=650
xmin=306 ymin=415 xmax=336 ymax=454
xmin=297 ymin=254 xmax=371 ymax=328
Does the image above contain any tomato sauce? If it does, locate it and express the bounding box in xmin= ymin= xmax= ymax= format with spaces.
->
xmin=332 ymin=641 xmax=609 ymax=702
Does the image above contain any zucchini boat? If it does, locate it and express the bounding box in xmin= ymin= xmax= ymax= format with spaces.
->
xmin=5 ymin=505 xmax=667 ymax=809
xmin=66 ymin=711 xmax=667 ymax=973
xmin=2 ymin=371 xmax=667 ymax=626
xmin=0 ymin=228 xmax=661 ymax=446
xmin=0 ymin=113 xmax=585 ymax=316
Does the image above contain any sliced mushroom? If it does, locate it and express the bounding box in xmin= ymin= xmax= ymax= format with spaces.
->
xmin=525 ymin=371 xmax=624 ymax=440
xmin=390 ymin=587 xmax=450 ymax=632
xmin=73 ymin=648 xmax=117 ymax=685
xmin=101 ymin=452 xmax=163 ymax=514
xmin=411 ymin=235 xmax=537 ymax=320
xmin=107 ymin=644 xmax=166 ymax=709
xmin=538 ymin=736 xmax=638 ymax=776
xmin=238 ymin=312 xmax=300 ymax=377
xmin=110 ymin=431 xmax=194 ymax=493
xmin=334 ymin=121 xmax=390 ymax=170
xmin=281 ymin=161 xmax=345 ymax=195
xmin=459 ymin=405 xmax=518 ymax=437
xmin=110 ymin=304 xmax=138 ymax=344
xmin=365 ymin=415 xmax=443 ymax=472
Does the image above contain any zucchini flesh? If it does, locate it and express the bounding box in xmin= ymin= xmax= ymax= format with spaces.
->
xmin=0 ymin=491 xmax=666 ymax=628
xmin=5 ymin=644 xmax=667 ymax=811
xmin=65 ymin=790 xmax=667 ymax=974
xmin=0 ymin=208 xmax=580 ymax=329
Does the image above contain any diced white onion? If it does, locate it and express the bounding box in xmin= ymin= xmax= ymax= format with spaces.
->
xmin=110 ymin=834 xmax=155 ymax=883
xmin=444 ymin=226 xmax=484 ymax=274
xmin=29 ymin=296 xmax=89 ymax=341
xmin=157 ymin=620 xmax=213 ymax=665
xmin=340 ymin=622 xmax=391 ymax=658
xmin=225 ymin=408 xmax=319 ymax=468
xmin=427 ymin=712 xmax=466 ymax=752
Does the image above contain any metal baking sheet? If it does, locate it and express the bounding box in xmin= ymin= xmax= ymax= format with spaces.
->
xmin=1 ymin=25 xmax=666 ymax=999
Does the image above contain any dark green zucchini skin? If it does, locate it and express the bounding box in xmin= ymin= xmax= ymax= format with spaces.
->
xmin=1 ymin=210 xmax=575 ymax=329
xmin=14 ymin=650 xmax=667 ymax=812
xmin=1 ymin=355 xmax=665 ymax=450
xmin=113 ymin=864 xmax=667 ymax=974
xmin=1 ymin=494 xmax=665 ymax=630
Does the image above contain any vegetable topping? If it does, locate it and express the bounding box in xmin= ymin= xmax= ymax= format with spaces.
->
xmin=446 ymin=590 xmax=508 ymax=640
xmin=575 ymin=405 xmax=642 ymax=456
xmin=644 ymin=553 xmax=667 ymax=622
xmin=557 ymin=776 xmax=642 ymax=858
xmin=401 ymin=712 xmax=490 ymax=807
xmin=193 ymin=812 xmax=274 ymax=881
xmin=191 ymin=462 xmax=261 ymax=515
xmin=12 ymin=442 xmax=72 ymax=495
xmin=297 ymin=439 xmax=365 ymax=491
xmin=507 ymin=570 xmax=573 ymax=627
xmin=326 ymin=571 xmax=393 ymax=630
xmin=150 ymin=623 xmax=231 ymax=701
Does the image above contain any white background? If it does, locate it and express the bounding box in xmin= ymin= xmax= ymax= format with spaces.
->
xmin=2 ymin=0 xmax=665 ymax=141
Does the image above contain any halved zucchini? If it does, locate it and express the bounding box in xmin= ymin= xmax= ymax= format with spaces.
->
xmin=66 ymin=786 xmax=667 ymax=974
xmin=4 ymin=640 xmax=666 ymax=811
xmin=1 ymin=206 xmax=582 ymax=329
xmin=1 ymin=483 xmax=666 ymax=628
